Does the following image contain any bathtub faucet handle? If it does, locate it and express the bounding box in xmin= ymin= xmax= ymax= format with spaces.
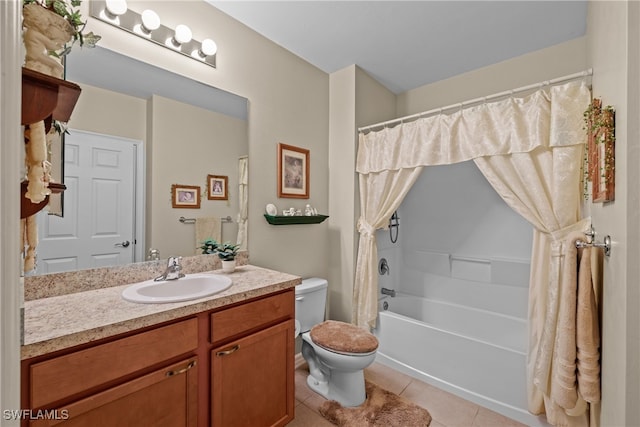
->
xmin=378 ymin=258 xmax=390 ymax=275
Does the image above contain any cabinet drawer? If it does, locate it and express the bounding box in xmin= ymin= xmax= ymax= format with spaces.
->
xmin=30 ymin=318 xmax=198 ymax=409
xmin=30 ymin=358 xmax=198 ymax=427
xmin=211 ymin=291 xmax=293 ymax=344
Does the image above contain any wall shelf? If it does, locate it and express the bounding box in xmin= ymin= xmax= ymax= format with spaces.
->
xmin=22 ymin=67 xmax=82 ymax=126
xmin=264 ymin=214 xmax=329 ymax=225
xmin=21 ymin=67 xmax=81 ymax=218
xmin=20 ymin=182 xmax=66 ymax=219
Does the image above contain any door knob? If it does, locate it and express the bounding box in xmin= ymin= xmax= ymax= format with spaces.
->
xmin=115 ymin=240 xmax=131 ymax=248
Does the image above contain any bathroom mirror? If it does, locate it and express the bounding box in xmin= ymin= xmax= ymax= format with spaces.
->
xmin=32 ymin=46 xmax=248 ymax=275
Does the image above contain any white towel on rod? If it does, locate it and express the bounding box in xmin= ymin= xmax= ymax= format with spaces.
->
xmin=195 ymin=217 xmax=221 ymax=254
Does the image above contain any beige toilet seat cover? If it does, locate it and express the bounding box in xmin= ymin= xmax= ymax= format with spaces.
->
xmin=310 ymin=320 xmax=379 ymax=354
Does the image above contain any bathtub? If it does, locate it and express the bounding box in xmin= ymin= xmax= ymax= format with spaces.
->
xmin=374 ymin=294 xmax=548 ymax=426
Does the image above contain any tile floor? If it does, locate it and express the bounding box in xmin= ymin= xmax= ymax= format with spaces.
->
xmin=289 ymin=360 xmax=528 ymax=427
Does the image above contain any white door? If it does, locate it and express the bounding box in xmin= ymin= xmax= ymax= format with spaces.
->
xmin=36 ymin=131 xmax=139 ymax=274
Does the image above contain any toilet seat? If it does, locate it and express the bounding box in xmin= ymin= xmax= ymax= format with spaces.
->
xmin=309 ymin=320 xmax=379 ymax=355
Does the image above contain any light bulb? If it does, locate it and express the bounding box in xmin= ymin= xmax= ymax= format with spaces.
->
xmin=105 ymin=0 xmax=127 ymax=16
xmin=173 ymin=24 xmax=192 ymax=45
xmin=141 ymin=9 xmax=160 ymax=33
xmin=199 ymin=39 xmax=217 ymax=57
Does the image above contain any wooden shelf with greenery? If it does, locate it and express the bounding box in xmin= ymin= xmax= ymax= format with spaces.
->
xmin=264 ymin=214 xmax=329 ymax=225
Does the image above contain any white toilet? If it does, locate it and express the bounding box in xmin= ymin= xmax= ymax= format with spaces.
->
xmin=296 ymin=278 xmax=378 ymax=407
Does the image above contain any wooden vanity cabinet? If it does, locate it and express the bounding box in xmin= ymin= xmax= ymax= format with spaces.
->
xmin=30 ymin=358 xmax=198 ymax=427
xmin=210 ymin=291 xmax=295 ymax=427
xmin=22 ymin=318 xmax=199 ymax=427
xmin=22 ymin=288 xmax=295 ymax=427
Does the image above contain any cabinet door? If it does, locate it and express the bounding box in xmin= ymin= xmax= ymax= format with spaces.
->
xmin=30 ymin=358 xmax=198 ymax=427
xmin=211 ymin=321 xmax=294 ymax=427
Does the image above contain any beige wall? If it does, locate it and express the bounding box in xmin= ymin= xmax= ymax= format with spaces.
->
xmin=327 ymin=65 xmax=396 ymax=322
xmin=328 ymin=66 xmax=356 ymax=322
xmin=148 ymin=95 xmax=246 ymax=257
xmin=81 ymin=1 xmax=330 ymax=278
xmin=67 ymin=85 xmax=247 ymax=260
xmin=68 ymin=84 xmax=146 ymax=141
xmin=397 ymin=37 xmax=587 ymax=116
xmin=588 ymin=1 xmax=640 ymax=426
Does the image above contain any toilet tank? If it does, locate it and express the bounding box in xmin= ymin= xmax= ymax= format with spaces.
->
xmin=295 ymin=278 xmax=328 ymax=333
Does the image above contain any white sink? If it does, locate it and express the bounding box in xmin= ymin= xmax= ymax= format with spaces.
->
xmin=122 ymin=273 xmax=232 ymax=304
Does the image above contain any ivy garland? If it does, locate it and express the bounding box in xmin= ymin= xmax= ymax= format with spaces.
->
xmin=583 ymin=98 xmax=615 ymax=202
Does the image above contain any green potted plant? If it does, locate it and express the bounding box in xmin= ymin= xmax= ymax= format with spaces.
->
xmin=216 ymin=242 xmax=240 ymax=273
xmin=198 ymin=238 xmax=218 ymax=255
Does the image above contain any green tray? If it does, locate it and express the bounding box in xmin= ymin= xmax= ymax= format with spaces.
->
xmin=264 ymin=214 xmax=329 ymax=225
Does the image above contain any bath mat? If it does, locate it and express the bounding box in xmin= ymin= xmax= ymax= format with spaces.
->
xmin=319 ymin=380 xmax=432 ymax=426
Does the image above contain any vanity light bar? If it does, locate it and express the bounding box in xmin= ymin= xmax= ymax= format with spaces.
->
xmin=90 ymin=1 xmax=217 ymax=68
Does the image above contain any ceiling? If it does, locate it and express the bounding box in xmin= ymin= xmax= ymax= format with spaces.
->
xmin=68 ymin=1 xmax=587 ymax=118
xmin=208 ymin=1 xmax=588 ymax=94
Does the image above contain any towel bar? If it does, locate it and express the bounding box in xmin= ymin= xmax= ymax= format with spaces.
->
xmin=576 ymin=226 xmax=611 ymax=257
xmin=179 ymin=216 xmax=233 ymax=224
xmin=576 ymin=235 xmax=611 ymax=257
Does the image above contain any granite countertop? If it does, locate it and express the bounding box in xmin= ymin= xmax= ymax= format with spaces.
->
xmin=22 ymin=264 xmax=301 ymax=360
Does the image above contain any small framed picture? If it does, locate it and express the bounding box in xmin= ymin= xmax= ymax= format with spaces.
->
xmin=278 ymin=143 xmax=309 ymax=199
xmin=171 ymin=184 xmax=200 ymax=208
xmin=207 ymin=174 xmax=228 ymax=200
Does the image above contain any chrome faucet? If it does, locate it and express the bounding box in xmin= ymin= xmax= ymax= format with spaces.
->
xmin=155 ymin=256 xmax=185 ymax=281
xmin=381 ymin=287 xmax=396 ymax=297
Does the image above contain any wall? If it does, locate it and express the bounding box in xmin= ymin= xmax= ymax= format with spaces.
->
xmin=68 ymin=84 xmax=146 ymax=141
xmin=397 ymin=37 xmax=587 ymax=115
xmin=81 ymin=1 xmax=330 ymax=279
xmin=0 ymin=0 xmax=23 ymax=422
xmin=327 ymin=66 xmax=356 ymax=322
xmin=328 ymin=65 xmax=396 ymax=322
xmin=377 ymin=161 xmax=532 ymax=325
xmin=68 ymin=86 xmax=247 ymax=259
xmin=626 ymin=4 xmax=640 ymax=424
xmin=588 ymin=2 xmax=640 ymax=425
xmin=376 ymin=161 xmax=533 ymax=420
xmin=148 ymin=95 xmax=246 ymax=256
xmin=399 ymin=161 xmax=532 ymax=266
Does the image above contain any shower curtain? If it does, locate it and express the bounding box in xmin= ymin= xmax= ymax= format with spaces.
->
xmin=354 ymin=81 xmax=594 ymax=426
xmin=236 ymin=156 xmax=248 ymax=250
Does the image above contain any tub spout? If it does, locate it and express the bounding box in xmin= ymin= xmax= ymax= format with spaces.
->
xmin=381 ymin=287 xmax=396 ymax=297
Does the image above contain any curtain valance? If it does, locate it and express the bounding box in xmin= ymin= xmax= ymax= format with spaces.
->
xmin=356 ymin=82 xmax=590 ymax=174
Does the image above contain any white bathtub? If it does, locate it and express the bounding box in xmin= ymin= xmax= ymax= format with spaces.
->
xmin=374 ymin=294 xmax=549 ymax=426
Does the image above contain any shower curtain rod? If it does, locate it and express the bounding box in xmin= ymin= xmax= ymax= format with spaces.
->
xmin=357 ymin=68 xmax=593 ymax=133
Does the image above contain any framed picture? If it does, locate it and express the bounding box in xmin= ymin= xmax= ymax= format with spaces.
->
xmin=278 ymin=143 xmax=309 ymax=199
xmin=207 ymin=174 xmax=228 ymax=200
xmin=171 ymin=184 xmax=201 ymax=208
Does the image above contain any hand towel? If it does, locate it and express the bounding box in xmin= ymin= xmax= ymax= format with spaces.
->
xmin=195 ymin=217 xmax=221 ymax=254
xmin=576 ymin=246 xmax=601 ymax=403
xmin=548 ymin=231 xmax=582 ymax=411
